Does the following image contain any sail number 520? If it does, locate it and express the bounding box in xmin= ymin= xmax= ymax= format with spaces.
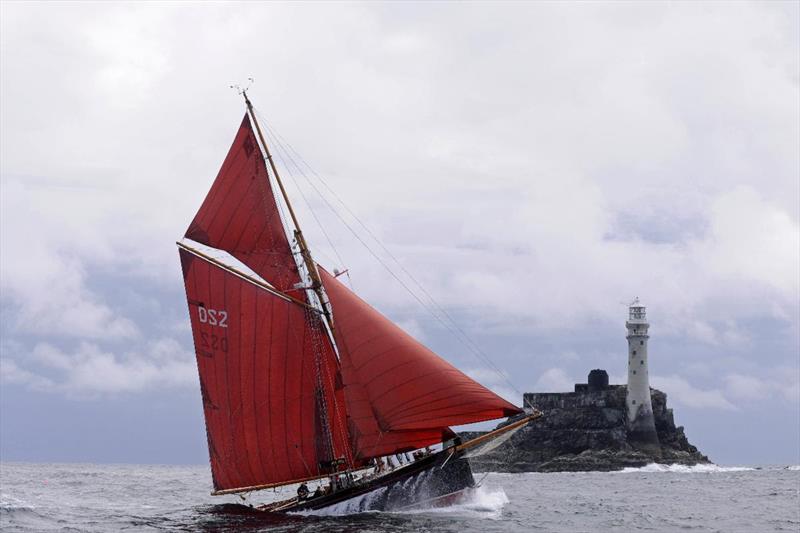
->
xmin=198 ymin=307 xmax=228 ymax=328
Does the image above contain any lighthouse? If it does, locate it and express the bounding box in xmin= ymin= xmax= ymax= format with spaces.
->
xmin=625 ymin=298 xmax=660 ymax=449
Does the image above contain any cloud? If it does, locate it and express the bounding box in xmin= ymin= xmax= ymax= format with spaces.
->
xmin=0 ymin=1 xmax=797 ymax=409
xmin=394 ymin=317 xmax=427 ymax=343
xmin=0 ymin=358 xmax=55 ymax=392
xmin=651 ymin=375 xmax=736 ymax=411
xmin=463 ymin=367 xmax=519 ymax=404
xmin=700 ymin=186 xmax=800 ymax=294
xmin=723 ymin=373 xmax=771 ymax=401
xmin=781 ymin=378 xmax=800 ymax=404
xmin=724 ymin=372 xmax=800 ymax=404
xmin=0 ymin=178 xmax=140 ymax=340
xmin=1 ymin=339 xmax=196 ymax=396
xmin=533 ymin=368 xmax=575 ymax=393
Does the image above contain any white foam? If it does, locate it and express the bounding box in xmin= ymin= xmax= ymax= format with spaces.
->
xmin=0 ymin=493 xmax=35 ymax=511
xmin=400 ymin=485 xmax=509 ymax=520
xmin=785 ymin=465 xmax=800 ymax=471
xmin=618 ymin=463 xmax=755 ymax=473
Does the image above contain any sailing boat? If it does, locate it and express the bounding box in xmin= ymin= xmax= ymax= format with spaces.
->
xmin=177 ymin=92 xmax=541 ymax=513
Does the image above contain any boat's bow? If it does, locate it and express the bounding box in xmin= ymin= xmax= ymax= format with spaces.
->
xmin=456 ymin=410 xmax=544 ymax=459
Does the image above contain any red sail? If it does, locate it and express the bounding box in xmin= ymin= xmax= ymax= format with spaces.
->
xmin=180 ymin=248 xmax=351 ymax=492
xmin=320 ymin=268 xmax=521 ymax=458
xmin=338 ymin=351 xmax=456 ymax=459
xmin=185 ymin=114 xmax=301 ymax=293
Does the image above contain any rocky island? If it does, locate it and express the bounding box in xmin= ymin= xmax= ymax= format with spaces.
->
xmin=462 ymin=300 xmax=710 ymax=472
xmin=463 ymin=370 xmax=710 ymax=473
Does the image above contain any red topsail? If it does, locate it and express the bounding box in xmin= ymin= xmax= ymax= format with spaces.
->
xmin=185 ymin=114 xmax=301 ymax=293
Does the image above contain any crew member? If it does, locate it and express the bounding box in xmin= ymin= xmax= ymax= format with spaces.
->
xmin=297 ymin=483 xmax=310 ymax=500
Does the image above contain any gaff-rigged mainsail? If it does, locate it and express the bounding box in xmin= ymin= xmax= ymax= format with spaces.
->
xmin=179 ymin=114 xmax=352 ymax=493
xmin=179 ymin=248 xmax=350 ymax=492
xmin=319 ymin=268 xmax=522 ymax=460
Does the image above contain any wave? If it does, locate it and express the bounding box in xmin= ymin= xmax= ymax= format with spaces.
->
xmin=0 ymin=493 xmax=35 ymax=512
xmin=785 ymin=465 xmax=800 ymax=471
xmin=618 ymin=463 xmax=754 ymax=473
xmin=398 ymin=486 xmax=509 ymax=520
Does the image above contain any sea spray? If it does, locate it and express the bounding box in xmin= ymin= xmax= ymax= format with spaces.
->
xmin=1 ymin=493 xmax=35 ymax=512
xmin=398 ymin=485 xmax=509 ymax=520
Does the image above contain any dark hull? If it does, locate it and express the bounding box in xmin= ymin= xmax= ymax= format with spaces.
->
xmin=261 ymin=450 xmax=475 ymax=514
xmin=253 ymin=413 xmax=541 ymax=515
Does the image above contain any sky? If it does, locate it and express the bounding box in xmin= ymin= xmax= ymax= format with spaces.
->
xmin=1 ymin=2 xmax=798 ymax=468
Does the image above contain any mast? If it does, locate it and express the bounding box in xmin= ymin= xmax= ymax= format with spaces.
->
xmin=242 ymin=92 xmax=348 ymax=476
xmin=242 ymin=91 xmax=335 ymax=335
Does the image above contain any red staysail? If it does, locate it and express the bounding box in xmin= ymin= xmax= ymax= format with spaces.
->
xmin=179 ymin=249 xmax=351 ymax=491
xmin=185 ymin=114 xmax=301 ymax=293
xmin=319 ymin=268 xmax=521 ymax=459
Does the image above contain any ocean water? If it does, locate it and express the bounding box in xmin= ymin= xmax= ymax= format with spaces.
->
xmin=1 ymin=462 xmax=798 ymax=532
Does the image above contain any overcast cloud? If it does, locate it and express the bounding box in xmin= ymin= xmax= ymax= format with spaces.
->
xmin=1 ymin=2 xmax=798 ymax=466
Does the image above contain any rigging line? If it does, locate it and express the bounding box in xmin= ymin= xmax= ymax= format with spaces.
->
xmin=255 ymin=113 xmax=444 ymax=310
xmin=253 ymin=108 xmax=352 ymax=288
xmin=257 ymin=123 xmax=453 ymax=345
xmin=305 ymin=304 xmax=352 ymax=469
xmin=252 ymin=119 xmax=295 ymax=273
xmin=248 ymin=110 xmax=328 ymax=324
xmin=255 ymin=113 xmax=463 ymax=322
xmin=255 ymin=111 xmax=523 ymax=399
xmin=266 ymin=137 xmax=355 ymax=290
xmin=261 ymin=123 xmax=344 ymax=275
xmin=259 ymin=111 xmax=520 ymax=398
xmin=254 ymin=111 xmax=357 ymax=291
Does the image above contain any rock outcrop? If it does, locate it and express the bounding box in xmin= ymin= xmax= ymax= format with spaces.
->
xmin=463 ymin=385 xmax=709 ymax=472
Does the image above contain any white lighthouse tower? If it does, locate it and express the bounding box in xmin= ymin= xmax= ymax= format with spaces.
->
xmin=625 ymin=298 xmax=660 ymax=449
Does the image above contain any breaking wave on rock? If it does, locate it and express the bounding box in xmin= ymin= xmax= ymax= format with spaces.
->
xmin=618 ymin=463 xmax=755 ymax=473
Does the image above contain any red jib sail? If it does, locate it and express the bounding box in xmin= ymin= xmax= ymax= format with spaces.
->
xmin=338 ymin=351 xmax=456 ymax=459
xmin=184 ymin=114 xmax=301 ymax=293
xmin=319 ymin=268 xmax=521 ymax=460
xmin=179 ymin=248 xmax=351 ymax=492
